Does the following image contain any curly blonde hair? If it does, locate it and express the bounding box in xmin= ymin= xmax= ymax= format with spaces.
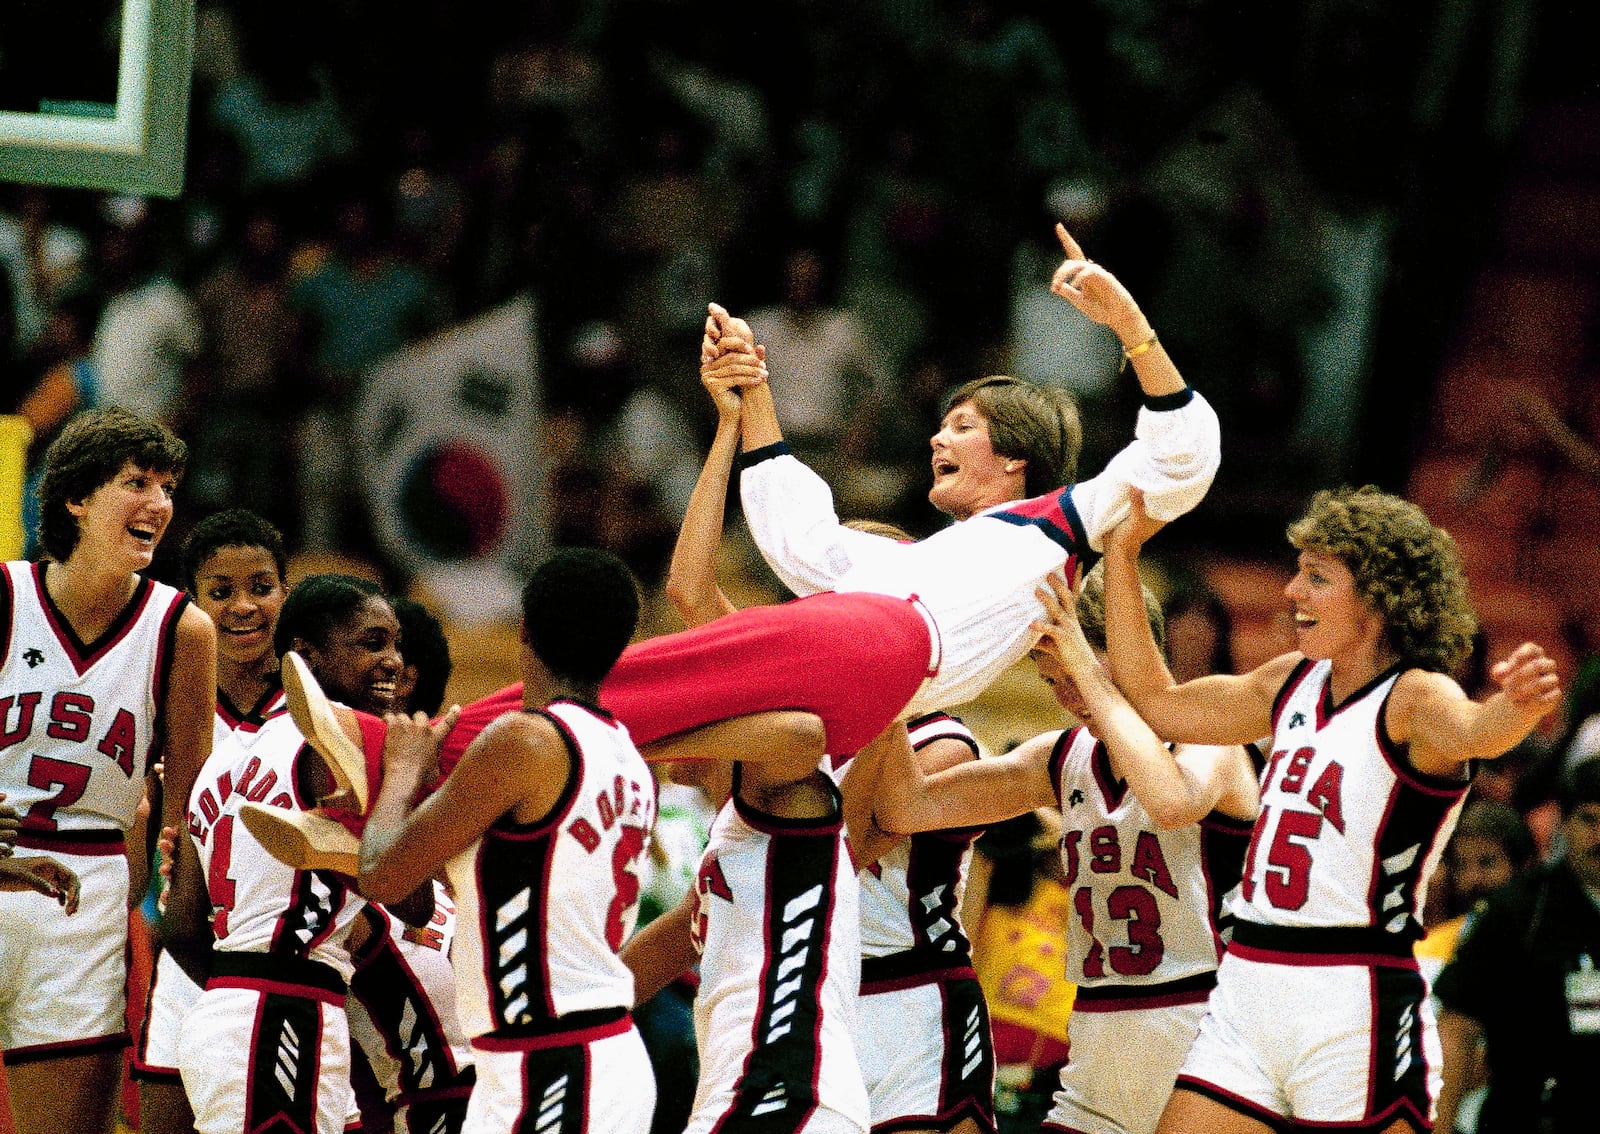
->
xmin=1287 ymin=486 xmax=1476 ymax=675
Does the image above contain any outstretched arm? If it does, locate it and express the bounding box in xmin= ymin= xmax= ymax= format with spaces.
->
xmin=354 ymin=704 xmax=550 ymax=906
xmin=1100 ymin=492 xmax=1288 ymax=746
xmin=664 ymin=330 xmax=767 ymax=627
xmin=1050 ymin=224 xmax=1221 ymax=546
xmin=839 ymin=726 xmax=978 ymax=868
xmin=872 ymin=722 xmax=1057 ymax=837
xmin=706 ymin=303 xmax=898 ymax=596
xmin=1392 ymin=644 xmax=1561 ymax=775
xmin=1032 ymin=570 xmax=1258 ymax=827
xmin=621 ymin=891 xmax=700 ymax=1006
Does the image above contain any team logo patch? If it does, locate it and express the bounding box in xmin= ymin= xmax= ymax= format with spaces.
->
xmin=1066 ymin=788 xmax=1085 ymax=807
xmin=21 ymin=647 xmax=44 ymax=668
xmin=1288 ymin=711 xmax=1307 ymax=728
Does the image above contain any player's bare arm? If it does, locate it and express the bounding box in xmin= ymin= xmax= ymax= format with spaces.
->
xmin=636 ymin=711 xmax=827 ymax=769
xmin=1389 ymin=645 xmax=1562 ymax=776
xmin=620 ymin=891 xmax=700 ymax=1007
xmin=1101 ymin=492 xmax=1286 ymax=744
xmin=159 ymin=824 xmax=213 ymax=985
xmin=0 ymin=853 xmax=81 ymax=913
xmin=664 ymin=338 xmax=768 ymax=627
xmin=874 ymin=724 xmax=1057 ymax=837
xmin=158 ymin=605 xmax=218 ymax=837
xmin=840 ymin=729 xmax=976 ymax=868
xmin=1033 ymin=570 xmax=1256 ymax=828
xmin=1051 ymin=223 xmax=1185 ymax=401
xmin=705 ymin=303 xmax=786 ymax=452
xmin=0 ymin=792 xmax=18 ymax=855
xmin=361 ymin=705 xmax=571 ymax=904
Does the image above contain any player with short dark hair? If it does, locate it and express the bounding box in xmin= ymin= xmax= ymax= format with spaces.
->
xmin=1 ymin=407 xmax=215 ymax=1134
xmin=355 ymin=548 xmax=657 ymax=1134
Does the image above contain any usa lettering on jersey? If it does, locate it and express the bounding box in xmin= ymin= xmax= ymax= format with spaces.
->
xmin=1 ymin=563 xmax=188 ymax=833
xmin=1239 ymin=659 xmax=1468 ymax=934
xmin=1049 ymin=727 xmax=1239 ymax=992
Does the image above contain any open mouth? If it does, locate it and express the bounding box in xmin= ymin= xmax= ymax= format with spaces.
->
xmin=932 ymin=457 xmax=958 ymax=478
xmin=223 ymin=624 xmax=266 ymax=638
xmin=370 ymin=679 xmax=397 ymax=700
xmin=128 ymin=524 xmax=157 ymax=543
xmin=1294 ymin=613 xmax=1318 ymax=629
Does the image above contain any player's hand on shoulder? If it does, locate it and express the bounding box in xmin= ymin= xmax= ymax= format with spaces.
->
xmin=1104 ymin=487 xmax=1166 ymax=560
xmin=1030 ymin=568 xmax=1089 ymax=655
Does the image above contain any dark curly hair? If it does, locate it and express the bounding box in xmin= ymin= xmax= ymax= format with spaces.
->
xmin=942 ymin=376 xmax=1082 ymax=498
xmin=181 ymin=509 xmax=287 ymax=592
xmin=521 ymin=548 xmax=640 ymax=685
xmin=392 ymin=596 xmax=453 ymax=716
xmin=38 ymin=407 xmax=187 ymax=562
xmin=1287 ymin=486 xmax=1476 ymax=675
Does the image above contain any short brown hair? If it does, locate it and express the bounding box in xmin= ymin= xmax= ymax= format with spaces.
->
xmin=943 ymin=376 xmax=1082 ymax=497
xmin=1075 ymin=560 xmax=1166 ymax=656
xmin=38 ymin=408 xmax=188 ymax=563
xmin=1286 ymin=486 xmax=1476 ymax=675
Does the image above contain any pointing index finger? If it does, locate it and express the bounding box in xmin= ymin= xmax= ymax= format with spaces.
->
xmin=1055 ymin=222 xmax=1085 ymax=260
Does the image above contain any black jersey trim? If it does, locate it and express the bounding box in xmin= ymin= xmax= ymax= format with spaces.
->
xmin=1142 ymin=386 xmax=1195 ymax=411
xmin=1270 ymin=657 xmax=1316 ymax=733
xmin=731 ymin=764 xmax=845 ymax=836
xmin=0 ymin=563 xmax=13 ymax=670
xmin=492 ymin=708 xmax=582 ymax=837
xmin=1047 ymin=728 xmax=1080 ymax=812
xmin=739 ymin=441 xmax=792 ymax=468
xmin=32 ymin=560 xmax=158 ymax=674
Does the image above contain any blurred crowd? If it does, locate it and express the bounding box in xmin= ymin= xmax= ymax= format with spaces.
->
xmin=0 ymin=0 xmax=1554 ymax=591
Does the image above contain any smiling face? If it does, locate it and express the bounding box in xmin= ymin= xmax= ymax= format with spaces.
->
xmin=928 ymin=400 xmax=1027 ymax=520
xmin=300 ymin=596 xmax=403 ymax=714
xmin=65 ymin=460 xmax=176 ymax=572
xmin=1283 ymin=549 xmax=1386 ymax=667
xmin=193 ymin=545 xmax=287 ymax=670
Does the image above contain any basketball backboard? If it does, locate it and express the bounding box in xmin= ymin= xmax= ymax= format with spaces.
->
xmin=0 ymin=0 xmax=194 ymax=197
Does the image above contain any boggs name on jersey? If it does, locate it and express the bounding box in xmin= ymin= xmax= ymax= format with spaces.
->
xmin=1 ymin=690 xmax=143 ymax=775
xmin=564 ymin=772 xmax=655 ymax=852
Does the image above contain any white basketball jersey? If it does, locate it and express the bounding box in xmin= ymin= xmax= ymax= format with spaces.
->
xmin=688 ymin=773 xmax=870 ymax=1132
xmin=847 ymin=713 xmax=980 ymax=970
xmin=0 ymin=561 xmax=189 ymax=832
xmin=1234 ymin=659 xmax=1469 ymax=936
xmin=1051 ymin=727 xmax=1252 ymax=995
xmin=446 ymin=699 xmax=654 ymax=1040
xmin=212 ymin=683 xmax=287 ymax=750
xmin=185 ymin=712 xmax=363 ymax=978
xmin=348 ymin=881 xmax=474 ymax=1103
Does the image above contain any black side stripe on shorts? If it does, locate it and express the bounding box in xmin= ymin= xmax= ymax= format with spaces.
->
xmin=244 ymin=992 xmax=325 ymax=1133
xmin=514 ymin=1042 xmax=591 ymax=1133
xmin=349 ymin=927 xmax=465 ymax=1095
xmin=937 ymin=977 xmax=996 ymax=1122
xmin=713 ymin=821 xmax=839 ymax=1134
xmin=1368 ymin=965 xmax=1433 ymax=1128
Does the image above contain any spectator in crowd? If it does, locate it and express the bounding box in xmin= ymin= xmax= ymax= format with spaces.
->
xmin=1416 ymin=800 xmax=1538 ymax=981
xmin=1434 ymin=758 xmax=1600 ymax=1134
